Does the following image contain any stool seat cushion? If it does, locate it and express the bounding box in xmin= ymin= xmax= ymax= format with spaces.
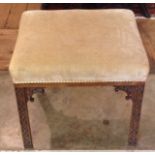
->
xmin=9 ymin=10 xmax=149 ymax=84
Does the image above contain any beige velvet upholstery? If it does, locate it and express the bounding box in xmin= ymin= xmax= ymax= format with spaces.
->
xmin=9 ymin=9 xmax=149 ymax=84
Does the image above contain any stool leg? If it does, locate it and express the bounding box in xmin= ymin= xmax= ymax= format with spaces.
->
xmin=114 ymin=84 xmax=145 ymax=146
xmin=15 ymin=87 xmax=33 ymax=149
xmin=128 ymin=84 xmax=144 ymax=146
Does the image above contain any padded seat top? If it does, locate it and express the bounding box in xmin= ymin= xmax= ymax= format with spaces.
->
xmin=9 ymin=9 xmax=149 ymax=84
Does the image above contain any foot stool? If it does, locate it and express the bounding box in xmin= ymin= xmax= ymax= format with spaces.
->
xmin=9 ymin=9 xmax=149 ymax=149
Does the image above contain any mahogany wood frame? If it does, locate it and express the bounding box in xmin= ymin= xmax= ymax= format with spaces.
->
xmin=14 ymin=81 xmax=145 ymax=149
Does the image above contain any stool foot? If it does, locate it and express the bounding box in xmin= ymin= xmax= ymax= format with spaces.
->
xmin=15 ymin=87 xmax=33 ymax=149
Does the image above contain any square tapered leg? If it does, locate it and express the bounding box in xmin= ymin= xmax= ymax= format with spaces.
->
xmin=128 ymin=84 xmax=144 ymax=145
xmin=15 ymin=87 xmax=33 ymax=149
xmin=115 ymin=84 xmax=145 ymax=146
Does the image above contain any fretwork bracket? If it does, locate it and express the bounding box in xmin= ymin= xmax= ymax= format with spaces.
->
xmin=26 ymin=88 xmax=45 ymax=102
xmin=114 ymin=85 xmax=144 ymax=101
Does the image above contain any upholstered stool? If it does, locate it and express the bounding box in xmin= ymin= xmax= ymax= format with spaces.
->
xmin=9 ymin=9 xmax=149 ymax=149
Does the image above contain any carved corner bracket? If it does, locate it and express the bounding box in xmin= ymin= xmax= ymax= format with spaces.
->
xmin=26 ymin=88 xmax=45 ymax=102
xmin=114 ymin=85 xmax=144 ymax=101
